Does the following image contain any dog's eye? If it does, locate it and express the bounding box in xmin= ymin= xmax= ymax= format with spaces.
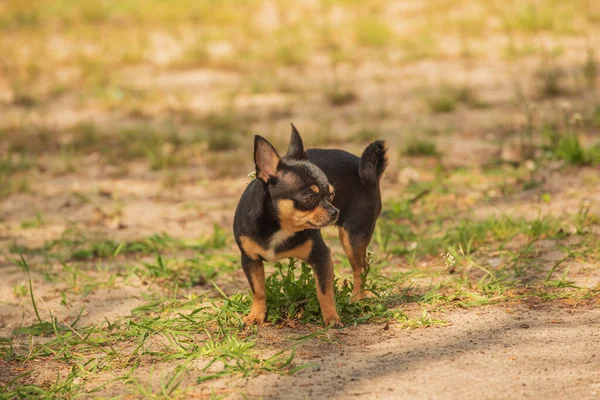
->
xmin=305 ymin=194 xmax=317 ymax=205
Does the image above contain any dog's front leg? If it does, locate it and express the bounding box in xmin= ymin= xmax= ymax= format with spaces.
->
xmin=308 ymin=240 xmax=343 ymax=328
xmin=242 ymin=256 xmax=267 ymax=325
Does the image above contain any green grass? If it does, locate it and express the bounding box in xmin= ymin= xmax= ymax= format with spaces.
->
xmin=402 ymin=138 xmax=440 ymax=157
xmin=0 ymin=152 xmax=35 ymax=198
xmin=535 ymin=63 xmax=568 ymax=98
xmin=425 ymin=83 xmax=485 ymax=113
xmin=326 ymin=88 xmax=358 ymax=107
xmin=355 ymin=18 xmax=392 ymax=48
xmin=352 ymin=128 xmax=383 ymax=142
xmin=265 ymin=258 xmax=403 ymax=326
xmin=398 ymin=30 xmax=438 ymax=62
xmin=544 ymin=126 xmax=600 ymax=165
xmin=501 ymin=1 xmax=579 ymax=34
xmin=10 ymin=226 xmax=227 ymax=263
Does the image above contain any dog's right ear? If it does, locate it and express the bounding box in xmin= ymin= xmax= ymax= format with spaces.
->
xmin=285 ymin=123 xmax=307 ymax=160
xmin=254 ymin=135 xmax=281 ymax=183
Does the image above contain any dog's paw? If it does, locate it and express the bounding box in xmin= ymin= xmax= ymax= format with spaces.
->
xmin=324 ymin=315 xmax=344 ymax=329
xmin=243 ymin=311 xmax=266 ymax=326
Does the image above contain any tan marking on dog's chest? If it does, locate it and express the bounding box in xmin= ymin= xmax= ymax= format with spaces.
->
xmin=240 ymin=236 xmax=313 ymax=262
xmin=270 ymin=230 xmax=295 ymax=248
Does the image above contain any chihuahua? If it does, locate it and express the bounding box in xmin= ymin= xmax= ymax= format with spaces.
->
xmin=233 ymin=124 xmax=387 ymax=327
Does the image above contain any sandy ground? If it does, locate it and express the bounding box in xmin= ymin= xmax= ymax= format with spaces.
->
xmin=239 ymin=303 xmax=600 ymax=400
xmin=4 ymin=298 xmax=599 ymax=399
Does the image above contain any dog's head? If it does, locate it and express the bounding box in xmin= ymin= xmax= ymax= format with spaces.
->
xmin=254 ymin=124 xmax=339 ymax=231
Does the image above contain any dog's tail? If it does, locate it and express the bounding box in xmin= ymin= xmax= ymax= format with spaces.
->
xmin=359 ymin=140 xmax=388 ymax=189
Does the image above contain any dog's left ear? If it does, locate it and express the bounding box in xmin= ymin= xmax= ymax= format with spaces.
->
xmin=285 ymin=123 xmax=307 ymax=160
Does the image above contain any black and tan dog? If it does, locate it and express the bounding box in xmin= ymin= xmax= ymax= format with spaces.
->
xmin=233 ymin=124 xmax=387 ymax=327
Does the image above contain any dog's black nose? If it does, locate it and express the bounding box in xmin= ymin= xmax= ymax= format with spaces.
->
xmin=328 ymin=207 xmax=339 ymax=218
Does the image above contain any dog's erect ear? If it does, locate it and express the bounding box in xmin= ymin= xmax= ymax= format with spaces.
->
xmin=285 ymin=123 xmax=307 ymax=160
xmin=254 ymin=135 xmax=281 ymax=183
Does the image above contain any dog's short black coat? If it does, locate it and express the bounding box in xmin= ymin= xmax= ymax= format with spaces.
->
xmin=233 ymin=124 xmax=387 ymax=327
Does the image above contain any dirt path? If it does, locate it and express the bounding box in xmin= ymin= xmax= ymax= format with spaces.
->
xmin=235 ymin=304 xmax=600 ymax=399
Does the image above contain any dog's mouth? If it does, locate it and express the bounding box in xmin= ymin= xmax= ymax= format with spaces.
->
xmin=307 ymin=217 xmax=338 ymax=229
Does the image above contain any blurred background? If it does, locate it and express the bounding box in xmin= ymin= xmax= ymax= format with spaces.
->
xmin=0 ymin=0 xmax=599 ymax=241
xmin=2 ymin=3 xmax=600 ymax=396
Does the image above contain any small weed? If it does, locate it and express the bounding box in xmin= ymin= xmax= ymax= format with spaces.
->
xmin=0 ymin=153 xmax=35 ymax=198
xmin=20 ymin=212 xmax=45 ymax=229
xmin=503 ymin=1 xmax=577 ymax=34
xmin=544 ymin=127 xmax=600 ymax=165
xmin=403 ymin=138 xmax=440 ymax=157
xmin=399 ymin=31 xmax=438 ymax=62
xmin=13 ymin=283 xmax=28 ymax=297
xmin=352 ymin=128 xmax=383 ymax=142
xmin=588 ymin=105 xmax=600 ymax=128
xmin=583 ymin=46 xmax=597 ymax=88
xmin=327 ymin=89 xmax=358 ymax=107
xmin=425 ymin=83 xmax=484 ymax=113
xmin=201 ymin=113 xmax=242 ymax=151
xmin=11 ymin=229 xmax=217 ymax=262
xmin=275 ymin=40 xmax=308 ymax=67
xmin=535 ymin=62 xmax=568 ymax=98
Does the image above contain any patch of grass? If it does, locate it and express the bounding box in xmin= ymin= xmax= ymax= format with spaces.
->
xmin=583 ymin=46 xmax=597 ymax=88
xmin=535 ymin=62 xmax=568 ymax=98
xmin=327 ymin=89 xmax=358 ymax=107
xmin=134 ymin=253 xmax=227 ymax=289
xmin=402 ymin=138 xmax=440 ymax=157
xmin=3 ymin=123 xmax=193 ymax=171
xmin=425 ymin=83 xmax=485 ymax=113
xmin=264 ymin=258 xmax=397 ymax=326
xmin=352 ymin=128 xmax=383 ymax=142
xmin=355 ymin=18 xmax=392 ymax=48
xmin=501 ymin=1 xmax=579 ymax=34
xmin=11 ymin=228 xmax=227 ymax=263
xmin=544 ymin=127 xmax=600 ymax=165
xmin=398 ymin=31 xmax=438 ymax=62
xmin=587 ymin=104 xmax=600 ymax=128
xmin=273 ymin=28 xmax=309 ymax=67
xmin=20 ymin=212 xmax=45 ymax=229
xmin=201 ymin=113 xmax=243 ymax=152
xmin=13 ymin=283 xmax=28 ymax=298
xmin=503 ymin=39 xmax=537 ymax=59
xmin=0 ymin=152 xmax=35 ymax=198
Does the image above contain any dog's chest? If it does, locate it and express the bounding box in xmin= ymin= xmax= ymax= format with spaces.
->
xmin=239 ymin=231 xmax=312 ymax=262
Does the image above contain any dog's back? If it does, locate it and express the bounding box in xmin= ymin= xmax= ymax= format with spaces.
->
xmin=307 ymin=141 xmax=387 ymax=229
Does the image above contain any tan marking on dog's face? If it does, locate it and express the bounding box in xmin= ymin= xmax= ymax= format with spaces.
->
xmin=277 ymin=199 xmax=336 ymax=231
xmin=310 ymin=185 xmax=320 ymax=194
xmin=328 ymin=184 xmax=335 ymax=200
